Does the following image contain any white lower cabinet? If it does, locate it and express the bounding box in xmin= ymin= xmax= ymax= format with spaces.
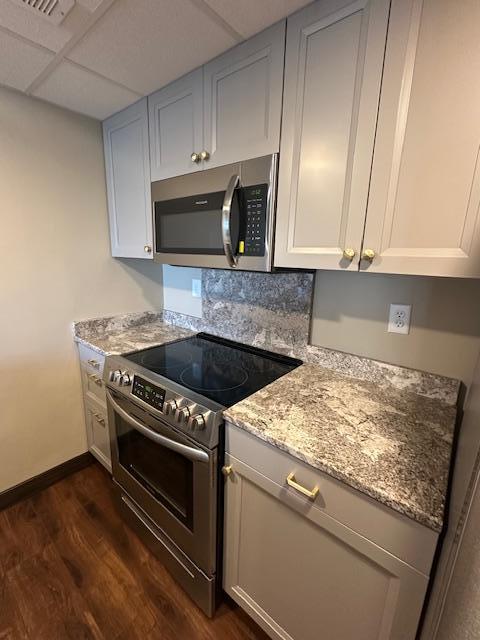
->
xmin=77 ymin=343 xmax=111 ymax=472
xmin=223 ymin=424 xmax=436 ymax=640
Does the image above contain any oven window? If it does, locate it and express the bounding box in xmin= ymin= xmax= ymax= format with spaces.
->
xmin=155 ymin=189 xmax=241 ymax=255
xmin=116 ymin=416 xmax=194 ymax=530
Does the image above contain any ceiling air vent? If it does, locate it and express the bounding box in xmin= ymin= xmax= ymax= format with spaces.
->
xmin=10 ymin=0 xmax=75 ymax=25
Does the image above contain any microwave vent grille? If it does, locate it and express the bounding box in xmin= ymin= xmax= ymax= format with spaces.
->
xmin=9 ymin=0 xmax=75 ymax=24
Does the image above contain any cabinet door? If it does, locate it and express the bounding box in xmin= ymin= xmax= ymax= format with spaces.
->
xmin=103 ymin=98 xmax=152 ymax=259
xmin=85 ymin=398 xmax=111 ymax=472
xmin=223 ymin=454 xmax=428 ymax=640
xmin=362 ymin=0 xmax=480 ymax=277
xmin=148 ymin=69 xmax=204 ymax=181
xmin=274 ymin=0 xmax=390 ymax=270
xmin=203 ymin=21 xmax=285 ymax=169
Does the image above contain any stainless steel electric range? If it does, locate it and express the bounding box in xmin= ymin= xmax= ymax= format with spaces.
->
xmin=103 ymin=333 xmax=301 ymax=616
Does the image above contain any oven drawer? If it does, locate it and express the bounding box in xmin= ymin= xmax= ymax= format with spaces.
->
xmin=115 ymin=485 xmax=216 ymax=617
xmin=225 ymin=423 xmax=438 ymax=575
xmin=85 ymin=396 xmax=111 ymax=471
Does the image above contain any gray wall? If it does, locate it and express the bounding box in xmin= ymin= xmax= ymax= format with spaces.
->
xmin=163 ymin=266 xmax=480 ymax=387
xmin=311 ymin=271 xmax=480 ymax=387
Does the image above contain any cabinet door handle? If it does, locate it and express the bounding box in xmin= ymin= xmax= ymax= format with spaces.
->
xmin=93 ymin=413 xmax=106 ymax=426
xmin=286 ymin=473 xmax=319 ymax=500
xmin=342 ymin=248 xmax=356 ymax=260
xmin=144 ymin=245 xmax=152 ymax=253
xmin=88 ymin=373 xmax=103 ymax=387
xmin=361 ymin=248 xmax=376 ymax=262
xmin=191 ymin=152 xmax=201 ymax=163
xmin=222 ymin=465 xmax=233 ymax=477
xmin=87 ymin=359 xmax=100 ymax=369
xmin=200 ymin=150 xmax=210 ymax=161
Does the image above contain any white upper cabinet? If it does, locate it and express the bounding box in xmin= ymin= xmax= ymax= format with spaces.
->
xmin=103 ymin=98 xmax=153 ymax=259
xmin=148 ymin=69 xmax=204 ymax=181
xmin=274 ymin=0 xmax=391 ymax=270
xmin=203 ymin=21 xmax=285 ymax=169
xmin=362 ymin=0 xmax=480 ymax=277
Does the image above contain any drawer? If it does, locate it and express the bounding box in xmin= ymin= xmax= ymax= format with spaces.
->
xmin=85 ymin=396 xmax=111 ymax=472
xmin=78 ymin=343 xmax=105 ymax=375
xmin=225 ymin=422 xmax=438 ymax=575
xmin=82 ymin=367 xmax=106 ymax=405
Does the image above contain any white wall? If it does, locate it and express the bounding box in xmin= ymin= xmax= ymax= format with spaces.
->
xmin=163 ymin=265 xmax=202 ymax=318
xmin=0 ymin=87 xmax=163 ymax=493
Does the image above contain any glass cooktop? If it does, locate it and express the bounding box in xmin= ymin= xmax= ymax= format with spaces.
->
xmin=125 ymin=333 xmax=302 ymax=407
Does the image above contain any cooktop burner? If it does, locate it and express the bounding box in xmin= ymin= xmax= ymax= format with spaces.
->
xmin=125 ymin=333 xmax=302 ymax=407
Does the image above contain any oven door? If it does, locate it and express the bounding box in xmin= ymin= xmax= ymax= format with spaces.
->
xmin=106 ymin=389 xmax=216 ymax=574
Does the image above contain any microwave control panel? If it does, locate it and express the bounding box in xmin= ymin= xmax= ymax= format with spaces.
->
xmin=243 ymin=184 xmax=268 ymax=257
xmin=132 ymin=375 xmax=166 ymax=411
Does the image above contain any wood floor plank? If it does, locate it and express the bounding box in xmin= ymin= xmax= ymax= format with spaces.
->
xmin=0 ymin=499 xmax=50 ymax=573
xmin=0 ymin=463 xmax=269 ymax=640
xmin=6 ymin=543 xmax=103 ymax=640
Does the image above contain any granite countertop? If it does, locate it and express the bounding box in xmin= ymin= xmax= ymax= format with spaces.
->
xmin=73 ymin=311 xmax=193 ymax=355
xmin=224 ymin=363 xmax=457 ymax=532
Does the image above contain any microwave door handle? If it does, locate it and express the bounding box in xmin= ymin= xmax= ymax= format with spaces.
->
xmin=106 ymin=390 xmax=209 ymax=463
xmin=222 ymin=174 xmax=240 ymax=268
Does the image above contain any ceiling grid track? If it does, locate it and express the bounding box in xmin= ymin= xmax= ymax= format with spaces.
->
xmin=25 ymin=0 xmax=119 ymax=95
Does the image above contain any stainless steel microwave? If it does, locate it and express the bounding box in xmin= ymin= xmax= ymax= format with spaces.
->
xmin=152 ymin=154 xmax=278 ymax=271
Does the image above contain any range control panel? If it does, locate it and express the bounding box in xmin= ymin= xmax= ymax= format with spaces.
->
xmin=132 ymin=375 xmax=166 ymax=411
xmin=243 ymin=183 xmax=268 ymax=257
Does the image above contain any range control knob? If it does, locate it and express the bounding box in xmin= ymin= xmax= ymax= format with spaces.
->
xmin=188 ymin=414 xmax=206 ymax=430
xmin=110 ymin=369 xmax=122 ymax=384
xmin=120 ymin=373 xmax=132 ymax=386
xmin=175 ymin=406 xmax=191 ymax=424
xmin=163 ymin=399 xmax=178 ymax=416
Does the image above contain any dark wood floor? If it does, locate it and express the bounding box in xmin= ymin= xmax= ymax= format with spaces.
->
xmin=0 ymin=462 xmax=269 ymax=640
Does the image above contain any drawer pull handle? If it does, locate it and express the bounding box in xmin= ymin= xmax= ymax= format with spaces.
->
xmin=222 ymin=465 xmax=233 ymax=477
xmin=286 ymin=473 xmax=319 ymax=500
xmin=87 ymin=359 xmax=100 ymax=369
xmin=88 ymin=374 xmax=103 ymax=387
xmin=93 ymin=413 xmax=106 ymax=426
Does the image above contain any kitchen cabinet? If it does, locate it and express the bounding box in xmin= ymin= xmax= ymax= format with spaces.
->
xmin=103 ymin=98 xmax=153 ymax=259
xmin=223 ymin=424 xmax=436 ymax=640
xmin=362 ymin=0 xmax=480 ymax=277
xmin=149 ymin=69 xmax=203 ymax=181
xmin=203 ymin=20 xmax=284 ymax=169
xmin=77 ymin=343 xmax=111 ymax=472
xmin=274 ymin=0 xmax=391 ymax=271
xmin=148 ymin=22 xmax=285 ymax=181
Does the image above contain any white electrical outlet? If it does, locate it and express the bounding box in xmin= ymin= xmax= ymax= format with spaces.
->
xmin=191 ymin=278 xmax=202 ymax=298
xmin=388 ymin=303 xmax=411 ymax=335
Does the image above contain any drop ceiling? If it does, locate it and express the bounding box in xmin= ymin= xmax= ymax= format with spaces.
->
xmin=0 ymin=0 xmax=312 ymax=120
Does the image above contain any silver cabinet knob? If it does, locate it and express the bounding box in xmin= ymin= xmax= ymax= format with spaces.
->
xmin=200 ymin=150 xmax=210 ymax=161
xmin=144 ymin=245 xmax=152 ymax=253
xmin=187 ymin=414 xmax=206 ymax=430
xmin=163 ymin=399 xmax=178 ymax=416
xmin=175 ymin=406 xmax=191 ymax=424
xmin=191 ymin=152 xmax=201 ymax=163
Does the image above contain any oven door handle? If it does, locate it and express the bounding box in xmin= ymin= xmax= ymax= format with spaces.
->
xmin=106 ymin=390 xmax=209 ymax=463
xmin=222 ymin=174 xmax=240 ymax=268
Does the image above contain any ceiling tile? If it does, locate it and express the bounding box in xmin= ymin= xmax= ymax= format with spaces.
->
xmin=0 ymin=0 xmax=82 ymax=52
xmin=67 ymin=0 xmax=238 ymax=95
xmin=0 ymin=31 xmax=54 ymax=91
xmin=32 ymin=61 xmax=141 ymax=119
xmin=203 ymin=0 xmax=313 ymax=38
